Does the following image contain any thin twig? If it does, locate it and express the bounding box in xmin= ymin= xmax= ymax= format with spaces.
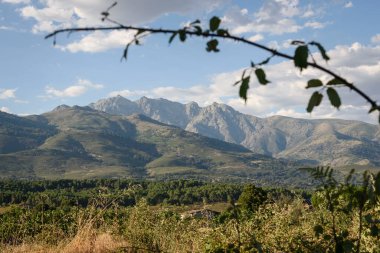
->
xmin=45 ymin=24 xmax=379 ymax=114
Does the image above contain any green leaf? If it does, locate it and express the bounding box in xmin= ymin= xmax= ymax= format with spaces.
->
xmin=178 ymin=30 xmax=186 ymax=42
xmin=190 ymin=19 xmax=201 ymax=25
xmin=122 ymin=43 xmax=131 ymax=61
xmin=364 ymin=214 xmax=373 ymax=223
xmin=370 ymin=225 xmax=379 ymax=236
xmin=294 ymin=45 xmax=309 ymax=71
xmin=375 ymin=172 xmax=380 ymax=195
xmin=168 ymin=32 xmax=177 ymax=44
xmin=341 ymin=230 xmax=349 ymax=238
xmin=313 ymin=224 xmax=324 ymax=237
xmin=336 ymin=241 xmax=344 ymax=253
xmin=327 ymin=87 xmax=342 ymax=109
xmin=306 ymin=79 xmax=323 ymax=89
xmin=217 ymin=29 xmax=228 ymax=36
xmin=209 ymin=16 xmax=221 ymax=32
xmin=233 ymin=69 xmax=246 ymax=86
xmin=206 ymin=39 xmax=220 ymax=52
xmin=327 ymin=78 xmax=343 ymax=85
xmin=291 ymin=40 xmax=305 ymax=45
xmin=306 ymin=91 xmax=323 ymax=113
xmin=193 ymin=25 xmax=202 ymax=34
xmin=323 ymin=234 xmax=332 ymax=241
xmin=309 ymin=41 xmax=330 ymax=61
xmin=258 ymin=56 xmax=272 ymax=66
xmin=239 ymin=76 xmax=250 ymax=102
xmin=342 ymin=240 xmax=354 ymax=252
xmin=241 ymin=69 xmax=247 ymax=79
xmin=255 ymin=68 xmax=270 ymax=85
xmin=101 ymin=11 xmax=109 ymax=18
xmin=135 ymin=29 xmax=146 ymax=36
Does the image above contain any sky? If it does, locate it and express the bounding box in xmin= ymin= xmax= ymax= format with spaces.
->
xmin=0 ymin=0 xmax=379 ymax=124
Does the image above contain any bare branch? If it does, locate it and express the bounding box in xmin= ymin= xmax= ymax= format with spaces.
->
xmin=45 ymin=23 xmax=379 ymax=119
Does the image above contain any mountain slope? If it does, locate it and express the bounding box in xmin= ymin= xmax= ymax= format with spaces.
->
xmin=0 ymin=107 xmax=307 ymax=186
xmin=90 ymin=96 xmax=380 ymax=167
xmin=0 ymin=111 xmax=56 ymax=154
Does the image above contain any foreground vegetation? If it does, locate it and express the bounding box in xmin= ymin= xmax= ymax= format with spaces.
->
xmin=0 ymin=170 xmax=379 ymax=252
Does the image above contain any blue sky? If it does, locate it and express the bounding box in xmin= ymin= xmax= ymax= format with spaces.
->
xmin=0 ymin=0 xmax=379 ymax=124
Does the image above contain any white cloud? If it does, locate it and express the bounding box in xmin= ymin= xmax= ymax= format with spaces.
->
xmin=108 ymin=43 xmax=380 ymax=124
xmin=108 ymin=89 xmax=147 ymax=98
xmin=248 ymin=34 xmax=264 ymax=42
xmin=0 ymin=89 xmax=16 ymax=99
xmin=16 ymin=1 xmax=331 ymax=52
xmin=267 ymin=40 xmax=280 ymax=49
xmin=14 ymin=99 xmax=29 ymax=104
xmin=20 ymin=4 xmax=74 ymax=33
xmin=302 ymin=5 xmax=315 ymax=18
xmin=304 ymin=21 xmax=325 ymax=29
xmin=59 ymin=30 xmax=135 ymax=53
xmin=223 ymin=3 xmax=302 ymax=35
xmin=222 ymin=1 xmax=330 ymax=37
xmin=371 ymin=34 xmax=380 ymax=44
xmin=0 ymin=25 xmax=13 ymax=30
xmin=344 ymin=1 xmax=353 ymax=8
xmin=222 ymin=1 xmax=328 ymax=36
xmin=267 ymin=39 xmax=294 ymax=50
xmin=17 ymin=0 xmax=228 ymax=51
xmin=0 ymin=106 xmax=11 ymax=113
xmin=1 ymin=0 xmax=30 ymax=4
xmin=44 ymin=79 xmax=103 ymax=98
xmin=45 ymin=86 xmax=86 ymax=98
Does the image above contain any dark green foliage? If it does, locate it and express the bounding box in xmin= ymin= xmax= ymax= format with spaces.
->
xmin=309 ymin=41 xmax=330 ymax=61
xmin=206 ymin=39 xmax=220 ymax=52
xmin=327 ymin=78 xmax=344 ymax=85
xmin=327 ymin=87 xmax=342 ymax=109
xmin=0 ymin=179 xmax=245 ymax=244
xmin=255 ymin=68 xmax=270 ymax=85
xmin=178 ymin=29 xmax=187 ymax=42
xmin=309 ymin=167 xmax=380 ymax=253
xmin=0 ymin=179 xmax=243 ymax=208
xmin=1 ymin=176 xmax=379 ymax=252
xmin=237 ymin=184 xmax=267 ymax=212
xmin=239 ymin=76 xmax=250 ymax=102
xmin=216 ymin=29 xmax=229 ymax=36
xmin=168 ymin=32 xmax=177 ymax=44
xmin=306 ymin=91 xmax=323 ymax=113
xmin=306 ymin=79 xmax=323 ymax=89
xmin=122 ymin=43 xmax=130 ymax=60
xmin=294 ymin=45 xmax=309 ymax=71
xmin=209 ymin=16 xmax=221 ymax=32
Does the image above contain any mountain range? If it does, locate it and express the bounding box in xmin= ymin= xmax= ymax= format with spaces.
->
xmin=90 ymin=96 xmax=380 ymax=167
xmin=0 ymin=95 xmax=379 ymax=186
xmin=0 ymin=106 xmax=309 ymax=186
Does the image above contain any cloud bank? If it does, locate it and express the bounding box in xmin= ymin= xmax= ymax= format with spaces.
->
xmin=0 ymin=89 xmax=16 ymax=99
xmin=109 ymin=43 xmax=380 ymax=124
xmin=44 ymin=79 xmax=103 ymax=98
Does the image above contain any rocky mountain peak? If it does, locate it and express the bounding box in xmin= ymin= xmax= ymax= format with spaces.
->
xmin=185 ymin=101 xmax=200 ymax=117
xmin=88 ymin=95 xmax=380 ymax=166
xmin=52 ymin=104 xmax=71 ymax=112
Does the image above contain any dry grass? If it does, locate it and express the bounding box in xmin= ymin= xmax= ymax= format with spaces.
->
xmin=1 ymin=230 xmax=128 ymax=253
xmin=1 ymin=205 xmax=128 ymax=253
